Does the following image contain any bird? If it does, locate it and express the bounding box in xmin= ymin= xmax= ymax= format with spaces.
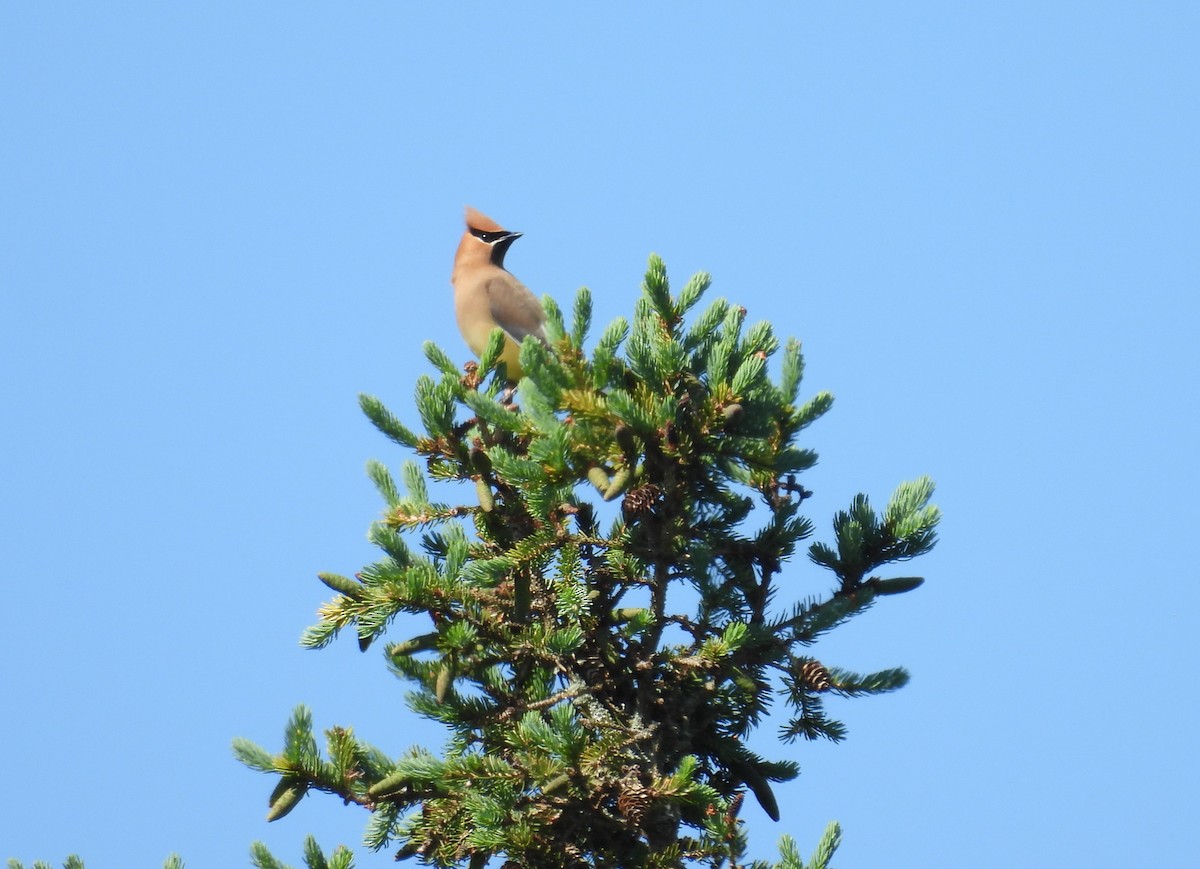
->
xmin=451 ymin=206 xmax=548 ymax=381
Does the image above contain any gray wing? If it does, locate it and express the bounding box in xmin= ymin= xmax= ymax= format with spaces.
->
xmin=484 ymin=275 xmax=548 ymax=344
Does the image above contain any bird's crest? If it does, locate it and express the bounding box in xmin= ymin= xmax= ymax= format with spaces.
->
xmin=464 ymin=206 xmax=505 ymax=233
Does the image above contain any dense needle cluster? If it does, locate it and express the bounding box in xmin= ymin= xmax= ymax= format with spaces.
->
xmin=234 ymin=256 xmax=940 ymax=869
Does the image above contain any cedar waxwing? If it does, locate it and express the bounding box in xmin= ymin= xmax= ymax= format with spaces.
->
xmin=451 ymin=206 xmax=548 ymax=381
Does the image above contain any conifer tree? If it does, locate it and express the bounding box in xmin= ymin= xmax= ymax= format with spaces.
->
xmin=5 ymin=857 xmax=185 ymax=869
xmin=235 ymin=256 xmax=940 ymax=868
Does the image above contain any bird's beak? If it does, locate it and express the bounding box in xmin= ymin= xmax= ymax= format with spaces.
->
xmin=507 ymin=231 xmax=523 ymax=240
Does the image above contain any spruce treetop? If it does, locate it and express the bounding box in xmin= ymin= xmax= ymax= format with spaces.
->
xmin=236 ymin=256 xmax=940 ymax=869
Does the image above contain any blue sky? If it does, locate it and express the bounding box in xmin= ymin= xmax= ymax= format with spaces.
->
xmin=3 ymin=4 xmax=1197 ymax=866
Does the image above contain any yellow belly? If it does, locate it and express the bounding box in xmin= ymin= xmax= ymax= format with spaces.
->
xmin=459 ymin=317 xmax=525 ymax=380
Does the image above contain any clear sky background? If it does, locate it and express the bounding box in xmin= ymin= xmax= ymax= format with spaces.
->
xmin=3 ymin=4 xmax=1197 ymax=867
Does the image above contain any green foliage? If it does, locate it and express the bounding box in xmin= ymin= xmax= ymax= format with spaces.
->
xmin=249 ymin=837 xmax=354 ymax=869
xmin=772 ymin=822 xmax=841 ymax=869
xmin=237 ymin=255 xmax=939 ymax=868
xmin=6 ymin=858 xmax=184 ymax=869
